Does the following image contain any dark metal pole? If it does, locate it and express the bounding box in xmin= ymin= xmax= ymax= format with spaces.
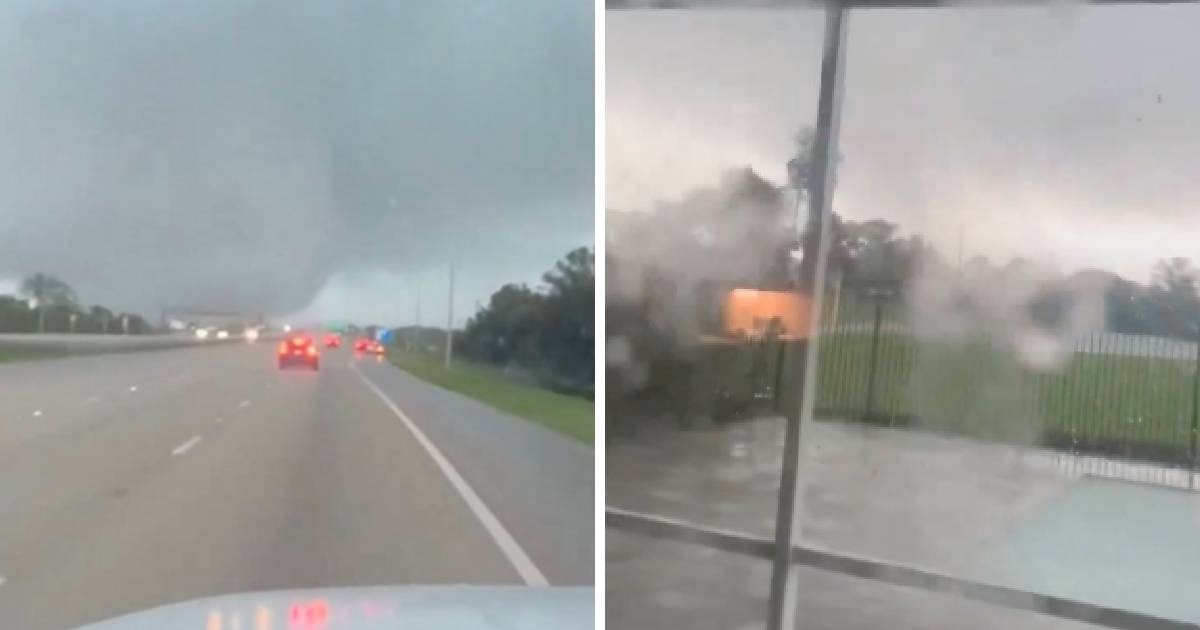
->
xmin=445 ymin=264 xmax=455 ymax=368
xmin=773 ymin=338 xmax=788 ymax=413
xmin=767 ymin=4 xmax=848 ymax=630
xmin=1191 ymin=334 xmax=1199 ymax=490
xmin=864 ymin=296 xmax=884 ymax=423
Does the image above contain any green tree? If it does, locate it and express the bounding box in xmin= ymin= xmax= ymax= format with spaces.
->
xmin=1150 ymin=257 xmax=1200 ymax=337
xmin=88 ymin=305 xmax=115 ymax=334
xmin=462 ymin=283 xmax=544 ymax=367
xmin=538 ymin=246 xmax=595 ymax=390
xmin=0 ymin=295 xmax=34 ymax=332
xmin=460 ymin=246 xmax=595 ymax=395
xmin=836 ymin=218 xmax=926 ymax=296
xmin=20 ymin=273 xmax=78 ymax=333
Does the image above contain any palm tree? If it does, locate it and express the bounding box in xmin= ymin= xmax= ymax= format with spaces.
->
xmin=20 ymin=273 xmax=77 ymax=333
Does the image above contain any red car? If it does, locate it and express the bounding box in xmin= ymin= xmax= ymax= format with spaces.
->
xmin=278 ymin=334 xmax=320 ymax=370
xmin=354 ymin=338 xmax=385 ymax=355
xmin=324 ymin=334 xmax=341 ymax=348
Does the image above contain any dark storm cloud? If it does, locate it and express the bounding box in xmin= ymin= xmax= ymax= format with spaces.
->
xmin=608 ymin=4 xmax=1200 ymax=282
xmin=0 ymin=0 xmax=593 ymax=315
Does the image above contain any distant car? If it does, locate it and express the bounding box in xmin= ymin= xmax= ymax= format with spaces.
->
xmin=324 ymin=334 xmax=341 ymax=348
xmin=278 ymin=334 xmax=319 ymax=370
xmin=352 ymin=338 xmax=384 ymax=355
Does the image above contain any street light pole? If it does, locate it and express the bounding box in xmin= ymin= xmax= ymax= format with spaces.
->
xmin=445 ymin=264 xmax=455 ymax=369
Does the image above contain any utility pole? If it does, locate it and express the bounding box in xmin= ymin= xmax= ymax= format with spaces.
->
xmin=445 ymin=264 xmax=455 ymax=369
xmin=415 ymin=278 xmax=422 ymax=351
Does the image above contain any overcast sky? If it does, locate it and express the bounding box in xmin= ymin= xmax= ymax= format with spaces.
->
xmin=608 ymin=4 xmax=1200 ymax=284
xmin=0 ymin=0 xmax=593 ymax=327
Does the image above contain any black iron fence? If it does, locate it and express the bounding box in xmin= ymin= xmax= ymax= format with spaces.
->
xmin=811 ymin=298 xmax=1200 ymax=478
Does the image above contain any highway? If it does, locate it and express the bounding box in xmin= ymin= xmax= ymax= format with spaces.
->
xmin=0 ymin=341 xmax=593 ymax=629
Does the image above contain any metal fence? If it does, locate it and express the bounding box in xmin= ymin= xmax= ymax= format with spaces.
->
xmin=812 ymin=299 xmax=1200 ymax=486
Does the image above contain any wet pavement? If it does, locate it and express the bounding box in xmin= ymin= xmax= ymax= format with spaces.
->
xmin=607 ymin=416 xmax=1197 ymax=628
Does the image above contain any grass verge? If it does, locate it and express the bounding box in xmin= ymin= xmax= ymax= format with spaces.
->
xmin=386 ymin=349 xmax=594 ymax=445
xmin=0 ymin=346 xmax=72 ymax=363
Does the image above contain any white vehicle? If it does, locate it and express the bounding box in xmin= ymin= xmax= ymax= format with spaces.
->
xmin=80 ymin=585 xmax=593 ymax=629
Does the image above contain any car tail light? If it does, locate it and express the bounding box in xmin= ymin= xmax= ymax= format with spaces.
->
xmin=307 ymin=346 xmax=317 ymax=356
xmin=278 ymin=342 xmax=288 ymax=355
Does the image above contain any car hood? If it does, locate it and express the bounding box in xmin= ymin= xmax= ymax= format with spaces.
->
xmin=77 ymin=585 xmax=593 ymax=630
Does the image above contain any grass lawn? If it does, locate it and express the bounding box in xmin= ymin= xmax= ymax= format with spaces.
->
xmin=386 ymin=349 xmax=594 ymax=445
xmin=812 ymin=329 xmax=1200 ymax=462
xmin=0 ymin=346 xmax=71 ymax=363
xmin=698 ymin=326 xmax=1200 ymax=463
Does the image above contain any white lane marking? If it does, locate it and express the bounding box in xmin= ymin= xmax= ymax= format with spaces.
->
xmin=238 ymin=400 xmax=251 ymax=409
xmin=32 ymin=410 xmax=42 ymax=417
xmin=215 ymin=417 xmax=223 ymax=424
xmin=129 ymin=385 xmax=138 ymax=393
xmin=0 ymin=575 xmax=6 ymax=587
xmin=84 ymin=396 xmax=101 ymax=404
xmin=171 ymin=436 xmax=203 ymax=456
xmin=352 ymin=362 xmax=549 ymax=586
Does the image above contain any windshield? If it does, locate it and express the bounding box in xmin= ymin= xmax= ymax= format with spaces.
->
xmin=607 ymin=2 xmax=1199 ymax=628
xmin=0 ymin=1 xmax=594 ymax=628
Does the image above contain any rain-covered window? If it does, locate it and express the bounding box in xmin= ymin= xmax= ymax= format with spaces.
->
xmin=607 ymin=2 xmax=1200 ymax=628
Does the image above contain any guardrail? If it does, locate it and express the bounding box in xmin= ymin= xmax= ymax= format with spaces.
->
xmin=0 ymin=331 xmax=282 ymax=356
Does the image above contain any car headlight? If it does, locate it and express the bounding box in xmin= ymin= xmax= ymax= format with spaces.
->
xmin=195 ymin=329 xmax=210 ymax=339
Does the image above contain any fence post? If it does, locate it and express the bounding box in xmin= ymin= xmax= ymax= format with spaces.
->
xmin=772 ymin=339 xmax=787 ymax=413
xmin=863 ymin=294 xmax=884 ymax=423
xmin=1191 ymin=334 xmax=1199 ymax=490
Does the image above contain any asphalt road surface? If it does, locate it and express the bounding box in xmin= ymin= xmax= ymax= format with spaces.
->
xmin=0 ymin=341 xmax=593 ymax=629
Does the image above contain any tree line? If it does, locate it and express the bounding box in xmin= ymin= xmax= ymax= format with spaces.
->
xmin=0 ymin=273 xmax=153 ymax=334
xmin=457 ymin=246 xmax=594 ymax=398
xmin=606 ymin=126 xmax=1200 ymax=409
